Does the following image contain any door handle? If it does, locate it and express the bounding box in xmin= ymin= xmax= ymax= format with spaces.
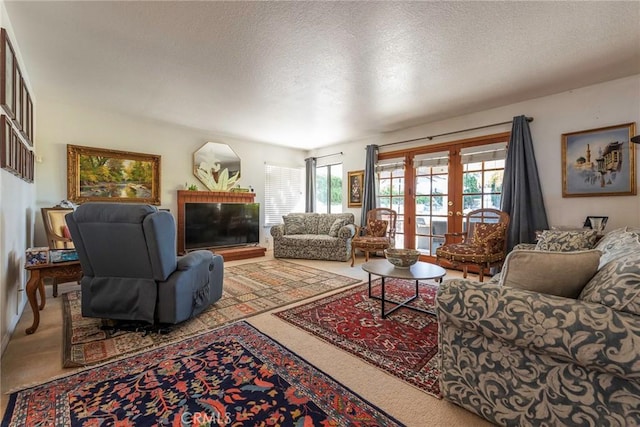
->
xmin=456 ymin=211 xmax=462 ymax=216
xmin=448 ymin=211 xmax=453 ymax=216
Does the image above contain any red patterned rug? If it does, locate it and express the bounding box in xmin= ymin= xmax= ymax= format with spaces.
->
xmin=3 ymin=321 xmax=404 ymax=427
xmin=274 ymin=278 xmax=441 ymax=397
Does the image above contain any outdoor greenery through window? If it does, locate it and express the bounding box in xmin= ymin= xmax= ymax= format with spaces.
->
xmin=460 ymin=142 xmax=506 ymax=214
xmin=315 ymin=163 xmax=343 ymax=213
xmin=462 ymin=159 xmax=504 ymax=213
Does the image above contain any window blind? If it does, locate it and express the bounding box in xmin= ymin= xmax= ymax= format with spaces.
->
xmin=375 ymin=159 xmax=405 ymax=172
xmin=264 ymin=163 xmax=305 ymax=226
xmin=460 ymin=143 xmax=508 ymax=164
xmin=413 ymin=151 xmax=450 ymax=168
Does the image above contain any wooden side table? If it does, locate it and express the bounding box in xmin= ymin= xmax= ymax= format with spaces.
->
xmin=24 ymin=260 xmax=82 ymax=334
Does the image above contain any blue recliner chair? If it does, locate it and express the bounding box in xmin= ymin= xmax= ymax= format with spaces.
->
xmin=65 ymin=203 xmax=223 ymax=325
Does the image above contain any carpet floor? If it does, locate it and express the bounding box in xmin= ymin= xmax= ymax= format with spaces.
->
xmin=62 ymin=260 xmax=361 ymax=367
xmin=3 ymin=321 xmax=405 ymax=426
xmin=274 ymin=278 xmax=441 ymax=397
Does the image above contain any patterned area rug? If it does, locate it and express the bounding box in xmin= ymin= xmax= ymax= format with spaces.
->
xmin=4 ymin=321 xmax=405 ymax=426
xmin=63 ymin=260 xmax=361 ymax=367
xmin=274 ymin=278 xmax=442 ymax=397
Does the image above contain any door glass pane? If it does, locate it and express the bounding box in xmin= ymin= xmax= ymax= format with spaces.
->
xmin=415 ymin=164 xmax=449 ymax=256
xmin=463 ymin=194 xmax=482 ymax=212
xmin=463 ymin=160 xmax=505 ymax=214
xmin=416 ymin=176 xmax=432 ymax=214
xmin=391 ymin=177 xmax=404 ymax=196
xmin=378 ymin=165 xmax=404 ymax=248
xmin=483 ymin=169 xmax=502 ymax=210
xmin=463 ymin=172 xmax=482 ymax=195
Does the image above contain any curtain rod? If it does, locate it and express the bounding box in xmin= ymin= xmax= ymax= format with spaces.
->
xmin=379 ymin=117 xmax=534 ymax=148
xmin=307 ymin=151 xmax=343 ymax=160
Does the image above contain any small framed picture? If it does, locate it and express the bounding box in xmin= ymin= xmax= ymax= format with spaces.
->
xmin=347 ymin=170 xmax=364 ymax=207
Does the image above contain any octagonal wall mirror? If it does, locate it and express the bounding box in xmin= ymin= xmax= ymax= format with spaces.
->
xmin=193 ymin=142 xmax=241 ymax=191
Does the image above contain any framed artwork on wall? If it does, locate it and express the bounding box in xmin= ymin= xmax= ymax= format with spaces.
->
xmin=561 ymin=122 xmax=636 ymax=197
xmin=0 ymin=115 xmax=10 ymax=172
xmin=1 ymin=114 xmax=34 ymax=183
xmin=347 ymin=170 xmax=364 ymax=207
xmin=14 ymin=67 xmax=21 ymax=130
xmin=1 ymin=28 xmax=15 ymax=119
xmin=25 ymin=91 xmax=33 ymax=144
xmin=67 ymin=144 xmax=161 ymax=204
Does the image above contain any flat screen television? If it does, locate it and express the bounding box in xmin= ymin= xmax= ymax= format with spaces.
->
xmin=185 ymin=202 xmax=260 ymax=251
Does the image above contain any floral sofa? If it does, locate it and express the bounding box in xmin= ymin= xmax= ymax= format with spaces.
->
xmin=436 ymin=228 xmax=640 ymax=426
xmin=270 ymin=213 xmax=356 ymax=261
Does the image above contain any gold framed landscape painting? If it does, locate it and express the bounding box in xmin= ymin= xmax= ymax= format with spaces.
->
xmin=67 ymin=144 xmax=161 ymax=205
xmin=562 ymin=122 xmax=636 ymax=197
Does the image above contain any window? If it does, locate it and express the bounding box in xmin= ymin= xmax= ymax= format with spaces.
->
xmin=264 ymin=163 xmax=305 ymax=226
xmin=315 ymin=163 xmax=343 ymax=213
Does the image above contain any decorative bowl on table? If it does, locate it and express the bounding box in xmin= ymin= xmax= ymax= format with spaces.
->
xmin=384 ymin=248 xmax=420 ymax=269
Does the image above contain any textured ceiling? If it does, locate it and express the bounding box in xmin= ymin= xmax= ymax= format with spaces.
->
xmin=5 ymin=1 xmax=640 ymax=150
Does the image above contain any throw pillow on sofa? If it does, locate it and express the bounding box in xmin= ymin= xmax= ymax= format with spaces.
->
xmin=282 ymin=215 xmax=306 ymax=235
xmin=535 ymin=229 xmax=598 ymax=251
xmin=329 ymin=218 xmax=348 ymax=237
xmin=594 ymin=227 xmax=640 ymax=269
xmin=499 ymin=249 xmax=601 ymax=298
xmin=579 ymin=251 xmax=640 ymax=316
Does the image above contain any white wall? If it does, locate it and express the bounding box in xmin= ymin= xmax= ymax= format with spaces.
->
xmin=0 ymin=1 xmax=36 ymax=353
xmin=313 ymin=74 xmax=640 ymax=230
xmin=33 ymin=98 xmax=307 ymax=248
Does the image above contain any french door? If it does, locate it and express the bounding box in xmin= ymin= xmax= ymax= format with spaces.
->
xmin=378 ymin=132 xmax=510 ymax=262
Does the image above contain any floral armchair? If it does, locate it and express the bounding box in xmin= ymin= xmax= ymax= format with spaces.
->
xmin=435 ymin=208 xmax=509 ymax=282
xmin=350 ymin=208 xmax=397 ymax=266
xmin=436 ymin=228 xmax=640 ymax=426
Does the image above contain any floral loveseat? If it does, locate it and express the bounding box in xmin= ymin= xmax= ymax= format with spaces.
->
xmin=436 ymin=228 xmax=640 ymax=426
xmin=270 ymin=213 xmax=356 ymax=261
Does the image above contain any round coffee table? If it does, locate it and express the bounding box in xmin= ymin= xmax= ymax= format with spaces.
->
xmin=362 ymin=259 xmax=446 ymax=318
